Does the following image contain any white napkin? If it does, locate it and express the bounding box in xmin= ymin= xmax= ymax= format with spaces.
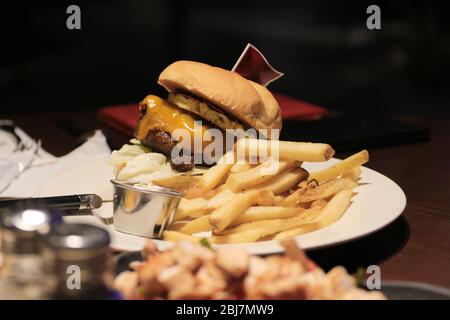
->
xmin=0 ymin=124 xmax=57 ymax=193
xmin=0 ymin=129 xmax=111 ymax=198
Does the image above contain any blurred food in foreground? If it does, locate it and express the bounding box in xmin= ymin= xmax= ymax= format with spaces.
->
xmin=114 ymin=240 xmax=385 ymax=300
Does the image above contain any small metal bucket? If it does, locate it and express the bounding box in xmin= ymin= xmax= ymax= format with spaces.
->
xmin=111 ymin=180 xmax=183 ymax=238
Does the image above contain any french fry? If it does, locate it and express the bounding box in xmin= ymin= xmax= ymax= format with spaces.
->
xmin=277 ymin=188 xmax=307 ymax=207
xmin=230 ymin=161 xmax=253 ymax=173
xmin=236 ymin=138 xmax=335 ymax=162
xmin=310 ymin=198 xmax=328 ymax=209
xmin=152 ymin=174 xmax=200 ymax=192
xmin=250 ymin=167 xmax=308 ymax=195
xmin=342 ymin=166 xmax=362 ymax=182
xmin=182 ymin=183 xmax=207 ymax=199
xmin=297 ymin=177 xmax=357 ymax=203
xmin=206 ymin=187 xmax=237 ymax=210
xmin=230 ymin=206 xmax=302 ymax=227
xmin=291 ymin=207 xmax=323 ymax=221
xmin=209 ymin=189 xmax=272 ymax=232
xmin=211 ymin=229 xmax=264 ymax=244
xmin=187 ymin=209 xmax=210 ymax=219
xmin=255 ymin=190 xmax=275 ymax=206
xmin=218 ymin=207 xmax=323 ymax=237
xmin=199 ymin=151 xmax=235 ymax=192
xmin=226 ymin=158 xmax=295 ymax=192
xmin=309 ymin=150 xmax=368 ymax=183
xmin=274 ymin=195 xmax=286 ymax=205
xmin=175 ymin=187 xmax=241 ymax=221
xmin=272 ymin=223 xmax=319 ymax=240
xmin=313 ymin=189 xmax=353 ymax=228
xmin=177 ymin=215 xmax=211 ymax=234
xmin=174 ymin=198 xmax=209 ymax=221
xmin=203 ymin=184 xmax=226 ymax=198
xmin=163 ymin=231 xmax=202 ymax=244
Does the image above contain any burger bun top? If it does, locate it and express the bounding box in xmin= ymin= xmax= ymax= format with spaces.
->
xmin=158 ymin=60 xmax=282 ymax=137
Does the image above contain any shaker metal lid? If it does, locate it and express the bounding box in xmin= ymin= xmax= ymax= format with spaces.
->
xmin=45 ymin=223 xmax=110 ymax=250
xmin=0 ymin=208 xmax=62 ymax=254
xmin=1 ymin=208 xmax=61 ymax=234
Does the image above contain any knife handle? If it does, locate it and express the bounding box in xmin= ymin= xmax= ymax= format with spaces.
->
xmin=0 ymin=194 xmax=102 ymax=211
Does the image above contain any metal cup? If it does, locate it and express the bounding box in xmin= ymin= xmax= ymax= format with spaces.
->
xmin=111 ymin=180 xmax=183 ymax=238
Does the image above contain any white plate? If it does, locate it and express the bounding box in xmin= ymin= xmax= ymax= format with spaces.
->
xmin=35 ymin=156 xmax=406 ymax=254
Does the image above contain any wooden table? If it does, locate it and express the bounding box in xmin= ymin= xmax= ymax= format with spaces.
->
xmin=5 ymin=110 xmax=450 ymax=288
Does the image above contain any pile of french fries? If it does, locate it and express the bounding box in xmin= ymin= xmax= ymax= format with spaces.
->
xmin=154 ymin=138 xmax=369 ymax=245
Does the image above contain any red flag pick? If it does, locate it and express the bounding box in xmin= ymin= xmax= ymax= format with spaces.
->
xmin=231 ymin=43 xmax=284 ymax=86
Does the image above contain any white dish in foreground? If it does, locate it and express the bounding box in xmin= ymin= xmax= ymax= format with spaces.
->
xmin=35 ymin=156 xmax=406 ymax=254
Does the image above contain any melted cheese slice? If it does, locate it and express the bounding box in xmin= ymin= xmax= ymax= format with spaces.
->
xmin=136 ymin=95 xmax=213 ymax=148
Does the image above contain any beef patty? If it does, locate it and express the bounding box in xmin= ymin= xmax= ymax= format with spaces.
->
xmin=140 ymin=128 xmax=194 ymax=172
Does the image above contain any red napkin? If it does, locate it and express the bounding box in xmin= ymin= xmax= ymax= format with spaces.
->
xmin=97 ymin=93 xmax=327 ymax=137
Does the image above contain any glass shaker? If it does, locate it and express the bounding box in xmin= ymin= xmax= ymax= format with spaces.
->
xmin=42 ymin=223 xmax=120 ymax=299
xmin=0 ymin=208 xmax=61 ymax=299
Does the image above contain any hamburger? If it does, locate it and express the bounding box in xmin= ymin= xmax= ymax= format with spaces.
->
xmin=135 ymin=60 xmax=282 ymax=171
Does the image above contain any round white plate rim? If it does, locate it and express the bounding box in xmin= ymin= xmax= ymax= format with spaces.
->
xmin=34 ymin=156 xmax=406 ymax=254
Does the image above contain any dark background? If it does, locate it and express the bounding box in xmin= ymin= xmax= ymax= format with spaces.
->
xmin=1 ymin=1 xmax=449 ymax=117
